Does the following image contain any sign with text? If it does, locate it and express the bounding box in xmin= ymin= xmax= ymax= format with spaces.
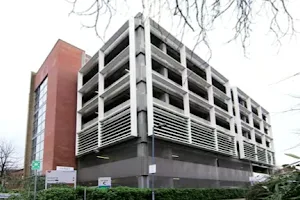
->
xmin=31 ymin=160 xmax=41 ymax=170
xmin=56 ymin=166 xmax=74 ymax=171
xmin=98 ymin=177 xmax=111 ymax=188
xmin=149 ymin=164 xmax=156 ymax=174
xmin=46 ymin=170 xmax=76 ymax=184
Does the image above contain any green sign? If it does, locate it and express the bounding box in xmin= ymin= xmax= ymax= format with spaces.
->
xmin=31 ymin=160 xmax=40 ymax=170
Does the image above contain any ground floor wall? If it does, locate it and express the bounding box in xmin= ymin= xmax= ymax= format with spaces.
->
xmin=77 ymin=139 xmax=258 ymax=188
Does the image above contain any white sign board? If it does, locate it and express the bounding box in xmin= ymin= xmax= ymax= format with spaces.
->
xmin=46 ymin=170 xmax=76 ymax=184
xmin=56 ymin=166 xmax=74 ymax=171
xmin=98 ymin=177 xmax=111 ymax=188
xmin=0 ymin=193 xmax=19 ymax=199
xmin=249 ymin=172 xmax=270 ymax=185
xmin=149 ymin=164 xmax=156 ymax=174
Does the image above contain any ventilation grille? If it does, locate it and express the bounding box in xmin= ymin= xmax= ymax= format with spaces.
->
xmin=267 ymin=152 xmax=272 ymax=164
xmin=77 ymin=123 xmax=98 ymax=155
xmin=257 ymin=147 xmax=267 ymax=163
xmin=191 ymin=120 xmax=215 ymax=151
xmin=217 ymin=130 xmax=235 ymax=156
xmin=243 ymin=142 xmax=255 ymax=160
xmin=100 ymin=107 xmax=131 ymax=147
xmin=267 ymin=151 xmax=275 ymax=165
xmin=153 ymin=105 xmax=189 ymax=144
xmin=272 ymin=152 xmax=275 ymax=165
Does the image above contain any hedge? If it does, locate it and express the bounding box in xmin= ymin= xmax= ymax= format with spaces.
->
xmin=9 ymin=187 xmax=247 ymax=200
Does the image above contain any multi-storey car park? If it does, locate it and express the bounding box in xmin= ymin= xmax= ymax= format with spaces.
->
xmin=76 ymin=13 xmax=275 ymax=188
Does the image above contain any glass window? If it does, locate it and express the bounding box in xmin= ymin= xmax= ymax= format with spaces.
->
xmin=42 ymin=112 xmax=46 ymax=121
xmin=40 ymin=141 xmax=44 ymax=149
xmin=41 ymin=122 xmax=45 ymax=130
xmin=37 ymin=135 xmax=41 ymax=143
xmin=37 ymin=151 xmax=41 ymax=160
xmin=37 ymin=124 xmax=42 ymax=133
xmin=40 ymin=131 xmax=45 ymax=140
xmin=37 ymin=143 xmax=41 ymax=151
xmin=31 ymin=77 xmax=47 ymax=167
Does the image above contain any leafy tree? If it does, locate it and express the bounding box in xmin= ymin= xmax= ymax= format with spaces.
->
xmin=246 ymin=171 xmax=300 ymax=200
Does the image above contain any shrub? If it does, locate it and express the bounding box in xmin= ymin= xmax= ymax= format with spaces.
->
xmin=246 ymin=171 xmax=300 ymax=200
xmin=38 ymin=188 xmax=76 ymax=200
xmin=25 ymin=187 xmax=246 ymax=200
xmin=155 ymin=188 xmax=246 ymax=200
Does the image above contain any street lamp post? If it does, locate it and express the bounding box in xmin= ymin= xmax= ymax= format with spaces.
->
xmin=151 ymin=123 xmax=166 ymax=200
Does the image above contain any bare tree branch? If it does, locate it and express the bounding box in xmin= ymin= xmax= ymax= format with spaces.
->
xmin=285 ymin=142 xmax=300 ymax=151
xmin=269 ymin=71 xmax=300 ymax=86
xmin=67 ymin=0 xmax=298 ymax=56
xmin=285 ymin=94 xmax=300 ymax=99
xmin=0 ymin=139 xmax=18 ymax=188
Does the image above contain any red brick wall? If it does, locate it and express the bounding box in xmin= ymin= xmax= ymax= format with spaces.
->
xmin=32 ymin=40 xmax=83 ymax=173
xmin=52 ymin=42 xmax=82 ymax=170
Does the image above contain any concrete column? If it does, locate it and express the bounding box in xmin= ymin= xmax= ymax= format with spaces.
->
xmin=168 ymin=178 xmax=175 ymax=188
xmin=136 ymin=25 xmax=149 ymax=188
xmin=181 ymin=46 xmax=191 ymax=143
xmin=264 ymin=138 xmax=269 ymax=163
xmin=261 ymin=135 xmax=266 ymax=148
xmin=144 ymin=18 xmax=154 ymax=137
xmin=215 ymin=158 xmax=220 ymax=187
xmin=159 ymin=43 xmax=169 ymax=103
xmin=246 ymin=98 xmax=252 ymax=112
xmin=129 ymin=17 xmax=138 ymax=137
xmin=260 ymin=120 xmax=264 ymax=133
xmin=249 ymin=113 xmax=254 ymax=127
xmin=206 ymin=67 xmax=215 ymax=124
xmin=206 ymin=67 xmax=217 ymax=150
xmin=76 ymin=72 xmax=83 ymax=155
xmin=250 ymin=129 xmax=256 ymax=144
xmin=232 ymin=88 xmax=245 ymax=158
xmin=267 ymin=113 xmax=271 ymax=124
xmin=258 ymin=106 xmax=263 ymax=118
xmin=98 ymin=50 xmax=105 ymax=147
xmin=268 ymin=126 xmax=274 ymax=144
xmin=247 ymin=98 xmax=254 ymax=129
xmin=225 ymin=82 xmax=234 ymax=133
xmin=76 ymin=73 xmax=83 ymax=131
xmin=159 ymin=43 xmax=167 ymax=52
xmin=137 ymin=110 xmax=149 ymax=188
xmin=138 ymin=176 xmax=149 ymax=188
xmin=225 ymin=81 xmax=231 ymax=98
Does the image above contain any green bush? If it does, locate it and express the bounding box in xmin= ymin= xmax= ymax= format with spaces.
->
xmin=155 ymin=188 xmax=246 ymax=200
xmin=8 ymin=191 xmax=34 ymax=200
xmin=21 ymin=187 xmax=246 ymax=200
xmin=246 ymin=171 xmax=300 ymax=200
xmin=38 ymin=188 xmax=76 ymax=200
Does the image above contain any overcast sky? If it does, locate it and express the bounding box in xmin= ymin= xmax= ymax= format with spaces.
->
xmin=0 ymin=0 xmax=299 ymax=167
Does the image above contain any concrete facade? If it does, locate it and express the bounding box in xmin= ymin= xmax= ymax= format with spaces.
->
xmin=24 ymin=40 xmax=85 ymax=176
xmin=76 ymin=14 xmax=275 ymax=188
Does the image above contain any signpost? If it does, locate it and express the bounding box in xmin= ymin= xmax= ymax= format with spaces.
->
xmin=45 ymin=170 xmax=77 ymax=189
xmin=31 ymin=160 xmax=40 ymax=200
xmin=98 ymin=177 xmax=111 ymax=189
